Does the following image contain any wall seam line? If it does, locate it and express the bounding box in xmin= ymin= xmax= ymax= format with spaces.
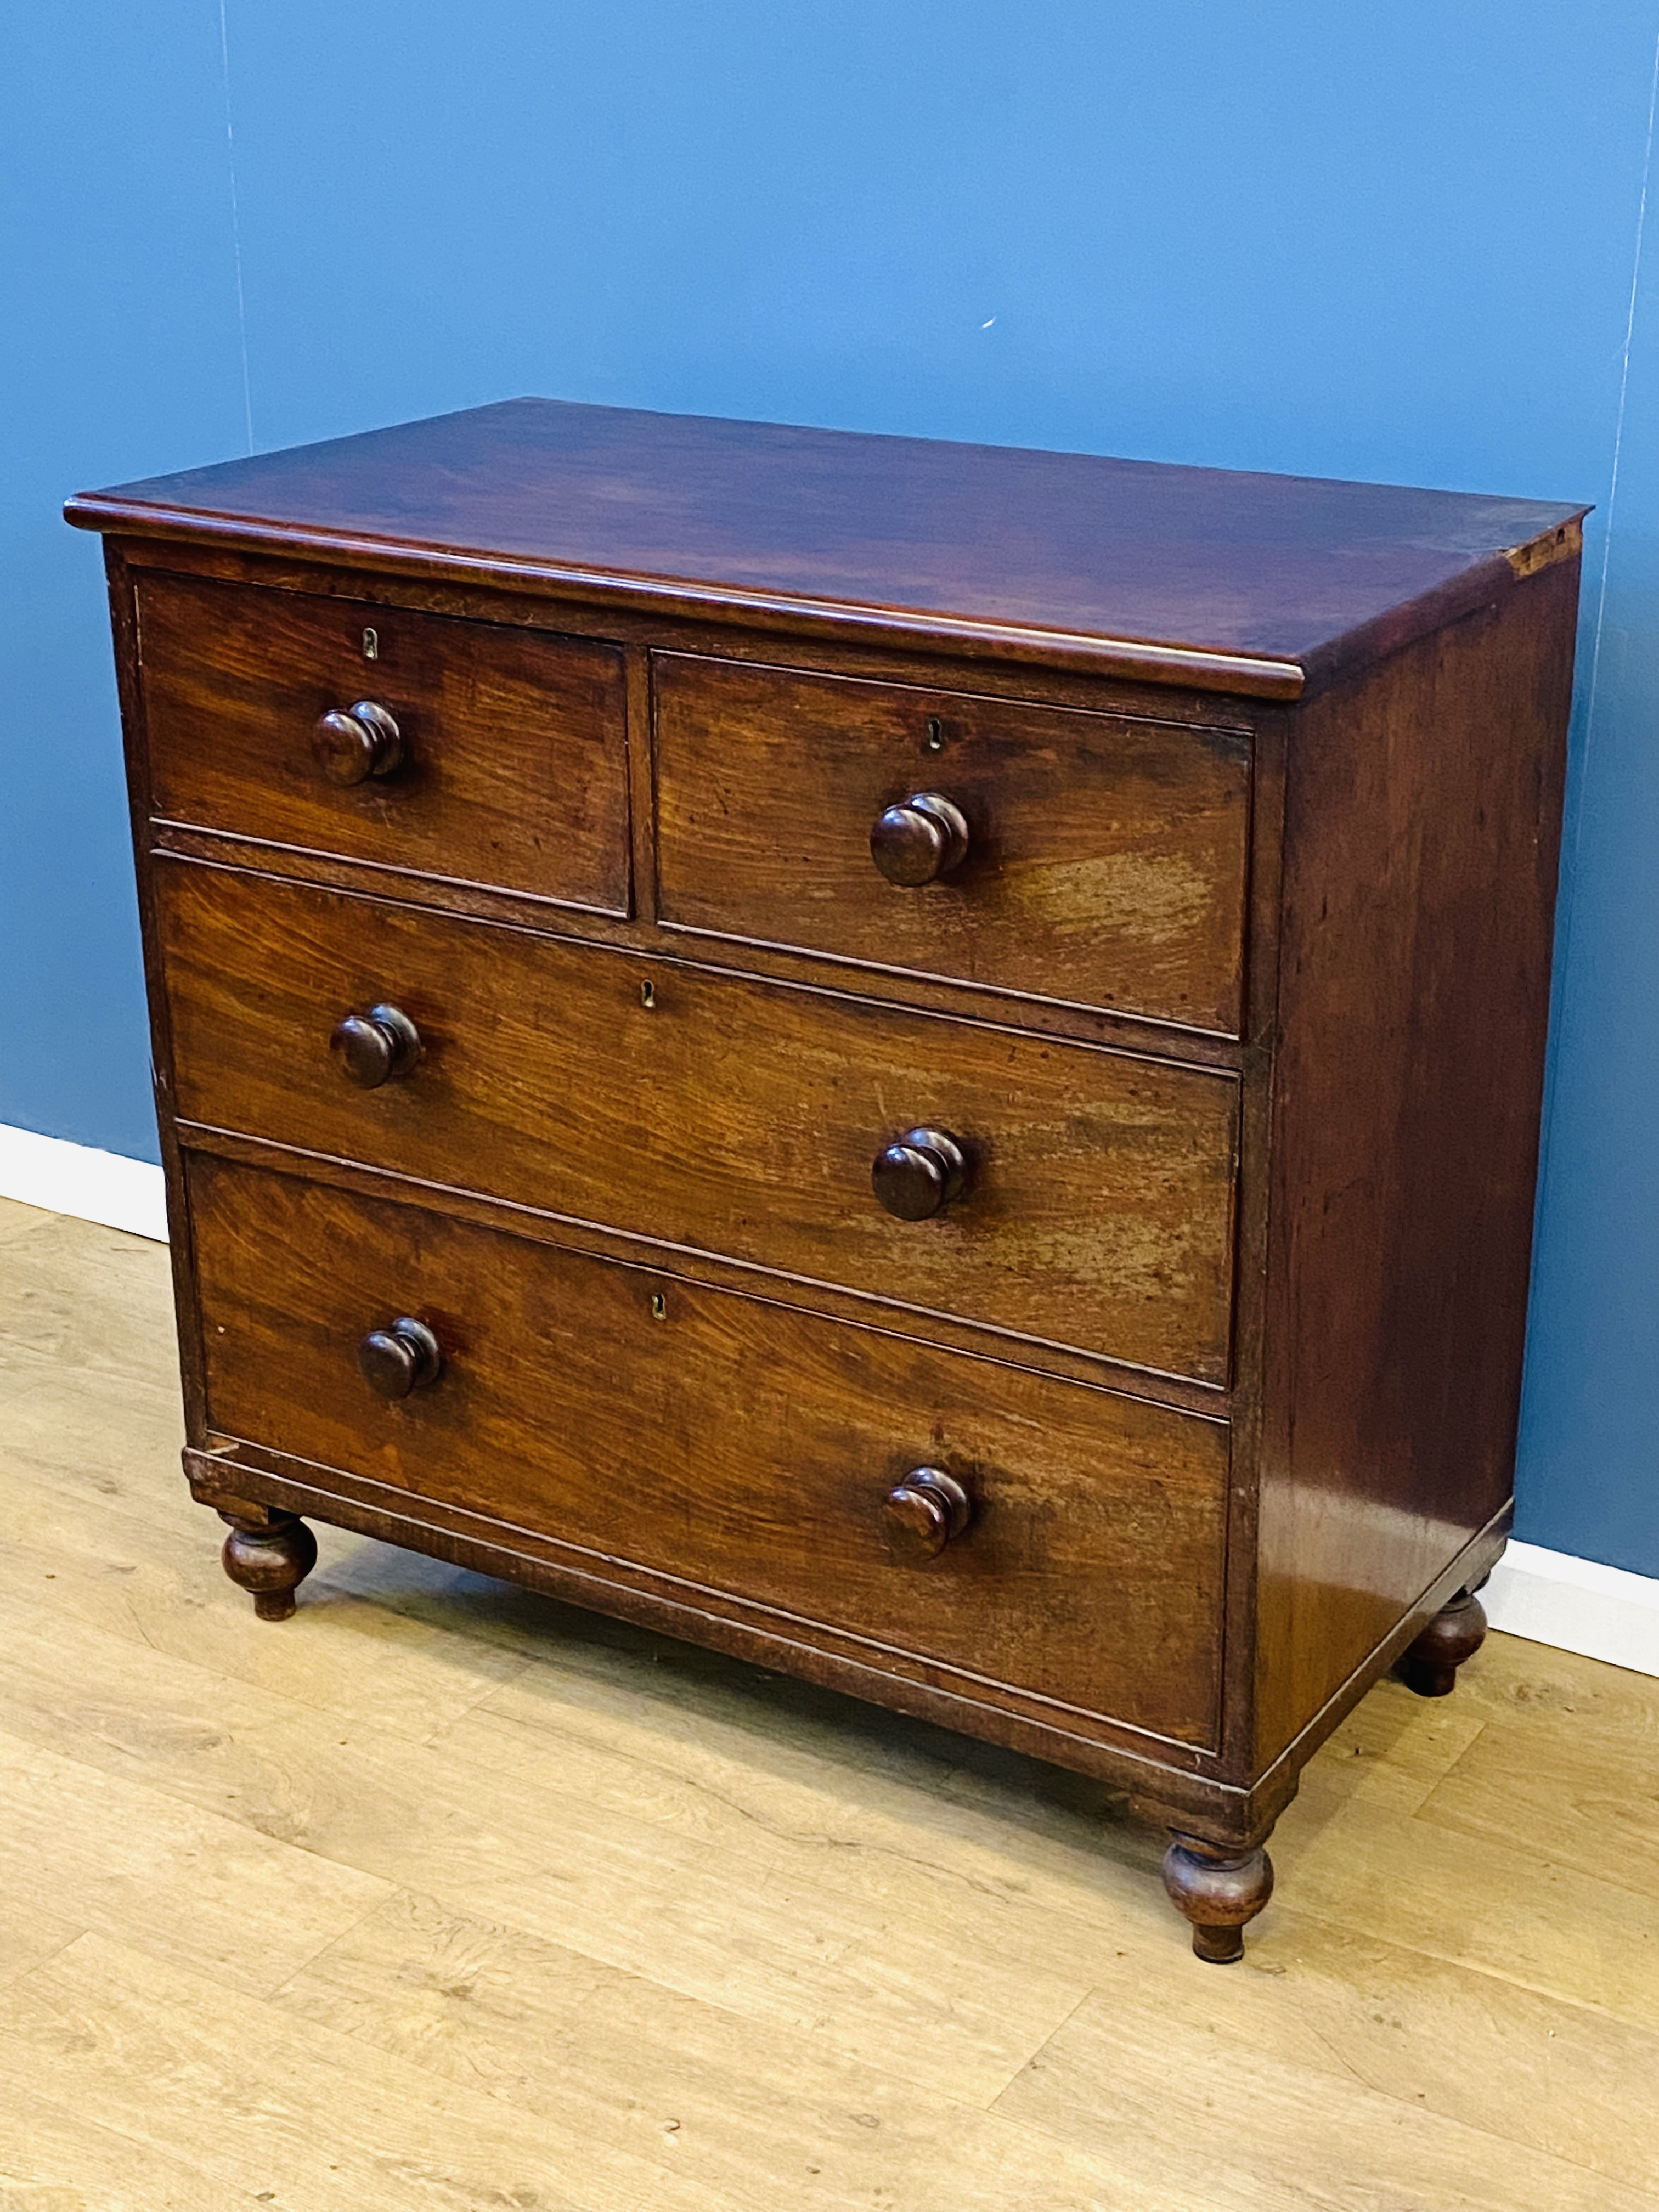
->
xmin=1548 ymin=19 xmax=1659 ymax=1014
xmin=217 ymin=0 xmax=255 ymax=454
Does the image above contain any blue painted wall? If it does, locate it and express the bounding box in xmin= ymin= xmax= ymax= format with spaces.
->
xmin=4 ymin=3 xmax=1657 ymax=1573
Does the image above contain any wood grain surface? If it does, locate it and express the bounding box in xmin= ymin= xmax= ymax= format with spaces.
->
xmin=157 ymin=858 xmax=1240 ymax=1383
xmin=71 ymin=397 xmax=1584 ymax=695
xmin=137 ymin=568 xmax=630 ymax=913
xmin=1252 ymin=558 xmax=1579 ymax=1763
xmin=186 ymin=1155 xmax=1230 ymax=1746
xmin=654 ymin=652 xmax=1251 ymax=1032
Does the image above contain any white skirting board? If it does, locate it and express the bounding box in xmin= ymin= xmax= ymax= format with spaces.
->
xmin=0 ymin=1121 xmax=168 ymax=1244
xmin=2 ymin=1120 xmax=1656 ymax=1678
xmin=1482 ymin=1539 xmax=1659 ymax=1680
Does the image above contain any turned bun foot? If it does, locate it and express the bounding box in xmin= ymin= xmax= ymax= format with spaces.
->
xmin=218 ymin=1508 xmax=318 ymax=1622
xmin=1161 ymin=1835 xmax=1275 ymax=1963
xmin=1403 ymin=1587 xmax=1487 ymax=1697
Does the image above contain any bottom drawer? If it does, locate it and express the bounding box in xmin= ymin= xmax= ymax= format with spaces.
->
xmin=188 ymin=1155 xmax=1229 ymax=1748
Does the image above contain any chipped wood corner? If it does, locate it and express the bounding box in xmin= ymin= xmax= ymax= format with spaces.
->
xmin=1505 ymin=516 xmax=1584 ymax=579
xmin=182 ymin=1438 xmax=268 ymax=1521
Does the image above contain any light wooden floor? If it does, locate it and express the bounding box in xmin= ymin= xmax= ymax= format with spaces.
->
xmin=2 ymin=1200 xmax=1658 ymax=2210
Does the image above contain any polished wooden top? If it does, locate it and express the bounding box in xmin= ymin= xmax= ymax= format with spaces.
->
xmin=67 ymin=397 xmax=1585 ymax=698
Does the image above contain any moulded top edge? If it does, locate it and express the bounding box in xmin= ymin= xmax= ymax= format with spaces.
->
xmin=65 ymin=396 xmax=1589 ymax=701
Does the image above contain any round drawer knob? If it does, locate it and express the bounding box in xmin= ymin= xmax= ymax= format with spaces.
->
xmin=312 ymin=699 xmax=404 ymax=786
xmin=872 ymin=1126 xmax=968 ymax=1221
xmin=330 ymin=1003 xmax=421 ymax=1088
xmin=358 ymin=1316 xmax=443 ymax=1400
xmin=869 ymin=792 xmax=970 ymax=887
xmin=883 ymin=1466 xmax=972 ymax=1558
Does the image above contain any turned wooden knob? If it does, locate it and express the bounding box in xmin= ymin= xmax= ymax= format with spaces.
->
xmin=872 ymin=1126 xmax=968 ymax=1221
xmin=883 ymin=1466 xmax=972 ymax=1557
xmin=312 ymin=699 xmax=404 ymax=786
xmin=330 ymin=1003 xmax=421 ymax=1088
xmin=870 ymin=792 xmax=970 ymax=886
xmin=358 ymin=1316 xmax=443 ymax=1400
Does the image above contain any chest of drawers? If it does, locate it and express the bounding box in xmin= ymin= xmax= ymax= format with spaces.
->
xmin=68 ymin=402 xmax=1584 ymax=1960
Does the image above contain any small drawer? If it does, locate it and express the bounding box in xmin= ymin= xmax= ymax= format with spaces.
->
xmin=136 ymin=571 xmax=629 ymax=913
xmin=654 ymin=653 xmax=1252 ymax=1034
xmin=159 ymin=861 xmax=1239 ymax=1384
xmin=190 ymin=1155 xmax=1229 ymax=1748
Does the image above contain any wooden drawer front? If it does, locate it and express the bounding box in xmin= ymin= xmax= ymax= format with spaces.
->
xmin=160 ymin=862 xmax=1238 ymax=1383
xmin=654 ymin=654 xmax=1252 ymax=1033
xmin=190 ymin=1156 xmax=1228 ymax=1746
xmin=136 ymin=571 xmax=629 ymax=913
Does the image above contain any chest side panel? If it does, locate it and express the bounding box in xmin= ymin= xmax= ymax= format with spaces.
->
xmin=1252 ymin=558 xmax=1579 ymax=1768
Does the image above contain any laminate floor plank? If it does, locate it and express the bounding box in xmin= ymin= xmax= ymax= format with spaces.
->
xmin=1278 ymin=1672 xmax=1488 ymax=1825
xmin=0 ymin=1454 xmax=533 ymax=1746
xmin=0 ymin=1344 xmax=190 ymax=1528
xmin=0 ymin=1590 xmax=1092 ymax=2102
xmin=0 ymin=1209 xmax=178 ymax=1384
xmin=275 ymin=1887 xmax=1156 ymax=2212
xmin=0 ymin=2078 xmax=259 ymax=2211
xmin=0 ymin=1720 xmax=390 ymax=1999
xmin=1084 ymin=1904 xmax=1659 ymax=2198
xmin=0 ymin=1932 xmax=743 ymax=2212
xmin=0 ymin=1195 xmax=56 ymax=1248
xmin=992 ymin=1985 xmax=1652 ymax=2212
xmin=331 ymin=1537 xmax=1181 ymax=1915
xmin=444 ymin=1853 xmax=1093 ymax=2103
xmin=1418 ymin=1725 xmax=1659 ymax=1895
xmin=430 ymin=1637 xmax=1493 ymax=1968
xmin=1270 ymin=1785 xmax=1659 ymax=2030
xmin=0 ymin=1896 xmax=81 ymax=1996
xmin=431 ymin=1692 xmax=1174 ymax=1983
xmin=1408 ymin=1634 xmax=1659 ymax=1897
xmin=1453 ymin=1616 xmax=1659 ymax=1736
xmin=284 ymin=1882 xmax=1659 ymax=2202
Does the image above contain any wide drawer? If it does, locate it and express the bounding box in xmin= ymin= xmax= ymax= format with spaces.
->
xmin=159 ymin=860 xmax=1239 ymax=1382
xmin=189 ymin=1155 xmax=1229 ymax=1747
xmin=136 ymin=571 xmax=630 ymax=913
xmin=654 ymin=653 xmax=1252 ymax=1033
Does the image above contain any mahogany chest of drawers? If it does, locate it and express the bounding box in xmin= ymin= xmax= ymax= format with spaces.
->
xmin=68 ymin=402 xmax=1584 ymax=1959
